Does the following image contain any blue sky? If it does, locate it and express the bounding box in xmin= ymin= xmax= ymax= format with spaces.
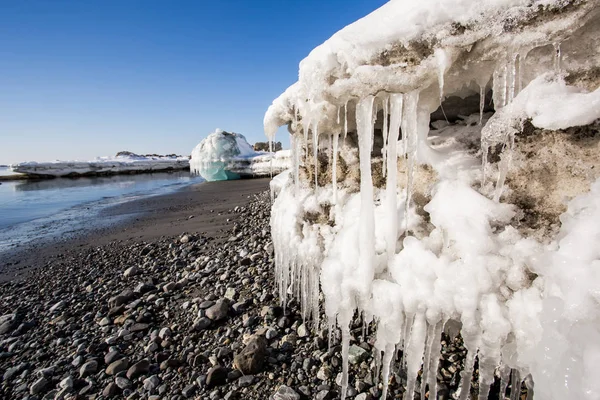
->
xmin=0 ymin=0 xmax=386 ymax=164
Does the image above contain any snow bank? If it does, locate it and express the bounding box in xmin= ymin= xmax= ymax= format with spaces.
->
xmin=11 ymin=154 xmax=189 ymax=177
xmin=265 ymin=0 xmax=600 ymax=399
xmin=190 ymin=129 xmax=290 ymax=181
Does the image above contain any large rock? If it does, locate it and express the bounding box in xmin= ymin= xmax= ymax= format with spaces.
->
xmin=233 ymin=335 xmax=268 ymax=375
xmin=206 ymin=299 xmax=229 ymax=321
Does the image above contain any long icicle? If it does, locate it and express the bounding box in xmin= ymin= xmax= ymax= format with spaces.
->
xmin=387 ymin=94 xmax=403 ymax=259
xmin=382 ymin=95 xmax=389 ymax=178
xmin=401 ymin=91 xmax=419 ymax=235
xmin=332 ymin=131 xmax=339 ymax=204
xmin=313 ymin=121 xmax=319 ymax=191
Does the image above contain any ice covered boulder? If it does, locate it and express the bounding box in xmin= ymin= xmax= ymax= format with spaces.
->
xmin=190 ymin=129 xmax=290 ymax=181
xmin=265 ymin=1 xmax=600 ymax=399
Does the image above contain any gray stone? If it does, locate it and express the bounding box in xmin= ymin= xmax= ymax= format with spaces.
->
xmin=182 ymin=384 xmax=197 ymax=398
xmin=115 ymin=376 xmax=132 ymax=390
xmin=193 ymin=317 xmax=212 ymax=331
xmin=206 ymin=299 xmax=229 ymax=321
xmin=106 ymin=358 xmax=129 ymax=375
xmin=272 ymin=385 xmax=301 ymax=400
xmin=29 ymin=377 xmax=48 ymax=395
xmin=348 ymin=344 xmax=368 ymax=365
xmin=297 ymin=323 xmax=308 ymax=338
xmin=123 ymin=266 xmax=139 ymax=277
xmin=143 ymin=375 xmax=160 ymax=391
xmin=238 ymin=374 xmax=255 ymax=387
xmin=79 ymin=360 xmax=98 ymax=378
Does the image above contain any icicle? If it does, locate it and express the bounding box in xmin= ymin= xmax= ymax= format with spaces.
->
xmin=479 ymin=84 xmax=486 ymax=126
xmin=435 ymin=48 xmax=449 ymax=101
xmin=374 ymin=346 xmax=382 ymax=386
xmin=400 ymin=313 xmax=414 ymax=369
xmin=401 ymin=91 xmax=419 ymax=234
xmin=427 ymin=320 xmax=444 ymax=400
xmin=313 ymin=121 xmax=319 ymax=190
xmin=344 ymin=101 xmax=349 ymax=141
xmin=386 ymin=94 xmax=403 ymax=260
xmin=420 ymin=323 xmax=435 ymax=399
xmin=332 ymin=131 xmax=339 ymax=204
xmin=492 ymin=63 xmax=507 ymax=109
xmin=294 ymin=134 xmax=301 ymax=195
xmin=524 ymin=374 xmax=534 ymax=400
xmin=509 ymin=369 xmax=522 ymax=400
xmin=457 ymin=348 xmax=476 ymax=400
xmin=498 ymin=363 xmax=511 ymax=400
xmin=493 ymin=132 xmax=514 ymax=202
xmin=554 ymin=42 xmax=562 ymax=73
xmin=404 ymin=313 xmax=427 ymax=400
xmin=340 ymin=325 xmax=351 ymax=400
xmin=303 ymin=120 xmax=310 ymax=163
xmin=355 ymin=95 xmax=376 ymax=300
xmin=382 ymin=95 xmax=389 ymax=179
xmin=269 ymin=137 xmax=273 ymax=179
xmin=381 ymin=343 xmax=395 ymax=400
xmin=507 ymin=53 xmax=517 ymax=104
xmin=337 ymin=106 xmax=341 ymax=125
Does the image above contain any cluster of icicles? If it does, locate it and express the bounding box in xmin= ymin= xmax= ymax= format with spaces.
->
xmin=268 ymin=47 xmax=566 ymax=400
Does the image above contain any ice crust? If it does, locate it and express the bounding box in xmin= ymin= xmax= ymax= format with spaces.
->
xmin=190 ymin=129 xmax=290 ymax=181
xmin=265 ymin=0 xmax=600 ymax=399
xmin=11 ymin=154 xmax=190 ymax=177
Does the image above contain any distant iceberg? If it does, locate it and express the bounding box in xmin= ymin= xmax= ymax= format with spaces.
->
xmin=11 ymin=153 xmax=190 ymax=177
xmin=190 ymin=129 xmax=290 ymax=181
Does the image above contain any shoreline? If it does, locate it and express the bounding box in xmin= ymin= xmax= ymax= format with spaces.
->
xmin=0 ymin=178 xmax=271 ymax=282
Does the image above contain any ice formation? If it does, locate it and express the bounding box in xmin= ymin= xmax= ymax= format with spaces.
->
xmin=265 ymin=0 xmax=600 ymax=399
xmin=190 ymin=129 xmax=290 ymax=181
xmin=11 ymin=154 xmax=190 ymax=177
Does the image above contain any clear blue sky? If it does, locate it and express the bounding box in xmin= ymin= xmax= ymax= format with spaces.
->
xmin=0 ymin=0 xmax=386 ymax=164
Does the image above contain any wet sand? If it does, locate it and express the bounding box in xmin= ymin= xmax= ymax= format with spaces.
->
xmin=0 ymin=178 xmax=271 ymax=281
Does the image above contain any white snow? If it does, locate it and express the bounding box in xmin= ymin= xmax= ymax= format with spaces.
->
xmin=190 ymin=129 xmax=290 ymax=181
xmin=265 ymin=0 xmax=600 ymax=398
xmin=11 ymin=154 xmax=189 ymax=177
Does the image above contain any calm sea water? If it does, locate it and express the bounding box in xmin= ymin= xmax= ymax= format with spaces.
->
xmin=0 ymin=167 xmax=203 ymax=254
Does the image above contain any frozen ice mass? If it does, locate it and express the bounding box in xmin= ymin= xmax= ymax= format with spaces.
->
xmin=190 ymin=129 xmax=290 ymax=181
xmin=265 ymin=0 xmax=600 ymax=399
xmin=11 ymin=154 xmax=190 ymax=177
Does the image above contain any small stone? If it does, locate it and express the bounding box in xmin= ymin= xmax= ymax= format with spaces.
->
xmin=29 ymin=377 xmax=48 ymax=395
xmin=272 ymin=385 xmax=301 ymax=400
xmin=115 ymin=376 xmax=132 ymax=390
xmin=104 ymin=351 xmax=123 ymax=365
xmin=348 ymin=345 xmax=368 ymax=365
xmin=158 ymin=327 xmax=171 ymax=339
xmin=98 ymin=317 xmax=111 ymax=326
xmin=193 ymin=317 xmax=212 ymax=331
xmin=224 ymin=287 xmax=238 ymax=301
xmin=143 ymin=375 xmax=160 ymax=391
xmin=206 ymin=366 xmax=228 ymax=388
xmin=79 ymin=360 xmax=98 ymax=378
xmin=102 ymin=382 xmax=120 ymax=397
xmin=59 ymin=376 xmax=74 ymax=389
xmin=206 ymin=299 xmax=229 ymax=321
xmin=317 ymin=365 xmax=332 ymax=381
xmin=106 ymin=358 xmax=129 ymax=375
xmin=123 ymin=266 xmax=139 ymax=277
xmin=127 ymin=359 xmax=150 ymax=379
xmin=297 ymin=323 xmax=308 ymax=338
xmin=238 ymin=375 xmax=255 ymax=387
xmin=182 ymin=384 xmax=197 ymax=398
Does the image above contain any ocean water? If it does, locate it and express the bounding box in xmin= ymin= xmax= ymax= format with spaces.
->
xmin=0 ymin=167 xmax=203 ymax=254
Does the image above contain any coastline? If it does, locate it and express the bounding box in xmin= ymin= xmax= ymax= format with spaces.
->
xmin=0 ymin=178 xmax=271 ymax=282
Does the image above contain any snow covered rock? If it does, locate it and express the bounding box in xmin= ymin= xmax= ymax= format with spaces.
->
xmin=190 ymin=129 xmax=290 ymax=181
xmin=11 ymin=154 xmax=189 ymax=177
xmin=265 ymin=1 xmax=600 ymax=399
